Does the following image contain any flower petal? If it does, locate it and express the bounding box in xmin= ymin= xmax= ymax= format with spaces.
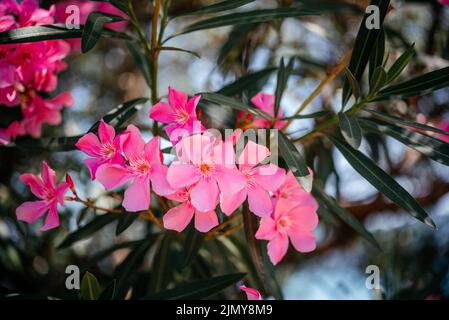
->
xmin=247 ymin=185 xmax=273 ymax=217
xmin=16 ymin=200 xmax=49 ymax=224
xmin=168 ymin=86 xmax=188 ymax=110
xmin=190 ymin=178 xmax=219 ymax=212
xmin=237 ymin=140 xmax=270 ymax=168
xmin=149 ymin=101 xmax=175 ymax=123
xmin=163 ymin=203 xmax=194 ymax=232
xmin=41 ymin=161 xmax=56 ymax=187
xmin=255 ymin=217 xmax=276 ymax=240
xmin=41 ymin=203 xmax=60 ymax=231
xmin=98 ymin=119 xmax=115 ymax=144
xmin=84 ymin=158 xmax=104 ymax=180
xmin=253 ymin=164 xmax=286 ymax=192
xmin=123 ymin=177 xmax=150 ymax=212
xmin=194 ymin=210 xmax=219 ymax=232
xmin=267 ymin=232 xmax=289 ymax=265
xmin=240 ymin=286 xmax=263 ymax=300
xmin=75 ymin=132 xmax=101 ymax=157
xmin=220 ymin=189 xmax=247 ymax=216
xmin=288 ymin=227 xmax=316 ymax=253
xmin=144 ymin=136 xmax=162 ymax=164
xmin=167 ymin=162 xmax=199 ymax=189
xmin=20 ymin=173 xmax=46 ymax=199
xmin=122 ymin=124 xmax=145 ymax=159
xmin=96 ymin=164 xmax=128 ymax=190
xmin=150 ymin=164 xmax=174 ymax=196
xmin=215 ymin=167 xmax=245 ymax=195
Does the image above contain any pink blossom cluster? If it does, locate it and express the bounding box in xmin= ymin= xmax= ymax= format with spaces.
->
xmin=16 ymin=86 xmax=319 ymax=265
xmin=0 ymin=0 xmax=73 ymax=144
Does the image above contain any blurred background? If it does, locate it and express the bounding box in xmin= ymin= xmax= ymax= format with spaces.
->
xmin=1 ymin=0 xmax=449 ymax=300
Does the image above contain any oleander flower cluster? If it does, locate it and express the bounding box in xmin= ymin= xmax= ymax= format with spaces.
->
xmin=0 ymin=0 xmax=73 ymax=144
xmin=16 ymin=87 xmax=320 ymax=265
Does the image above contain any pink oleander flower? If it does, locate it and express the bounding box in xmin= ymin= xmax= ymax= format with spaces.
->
xmin=438 ymin=0 xmax=449 ymax=6
xmin=0 ymin=0 xmax=72 ymax=142
xmin=16 ymin=161 xmax=69 ymax=231
xmin=163 ymin=187 xmax=219 ymax=232
xmin=255 ymin=171 xmax=319 ymax=265
xmin=220 ymin=141 xmax=286 ymax=217
xmin=96 ymin=125 xmax=173 ymax=212
xmin=167 ymin=133 xmax=246 ymax=213
xmin=55 ymin=1 xmax=128 ymax=52
xmin=273 ymin=171 xmax=317 ymax=208
xmin=436 ymin=119 xmax=449 ymax=143
xmin=149 ymin=86 xmax=205 ymax=144
xmin=240 ymin=285 xmax=263 ymax=300
xmin=238 ymin=92 xmax=287 ymax=129
xmin=76 ymin=119 xmax=126 ymax=179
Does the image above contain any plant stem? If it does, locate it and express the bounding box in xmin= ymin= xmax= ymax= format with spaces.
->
xmin=65 ymin=196 xmax=122 ymax=214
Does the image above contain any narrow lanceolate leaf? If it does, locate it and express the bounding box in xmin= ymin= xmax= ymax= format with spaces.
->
xmin=359 ymin=118 xmax=449 ymax=166
xmin=365 ymin=109 xmax=449 ymax=136
xmin=368 ymin=66 xmax=387 ymax=97
xmin=183 ymin=228 xmax=205 ymax=267
xmin=88 ymin=97 xmax=149 ymax=132
xmin=58 ymin=214 xmax=119 ymax=249
xmin=217 ymin=24 xmax=256 ymax=65
xmin=376 ymin=66 xmax=449 ymax=100
xmin=217 ymin=67 xmax=276 ymax=96
xmin=82 ymin=12 xmax=126 ymax=53
xmin=313 ymin=185 xmax=380 ymax=249
xmin=115 ymin=213 xmax=139 ymax=236
xmin=98 ymin=280 xmax=117 ymax=300
xmin=278 ymin=132 xmax=312 ymax=192
xmin=142 ymin=273 xmax=246 ymax=300
xmin=386 ymin=45 xmax=416 ymax=84
xmin=281 ymin=110 xmax=329 ymax=120
xmin=274 ymin=58 xmax=294 ymax=117
xmin=202 ymin=92 xmax=272 ymax=120
xmin=150 ymin=235 xmax=172 ymax=293
xmin=0 ymin=24 xmax=131 ymax=45
xmin=126 ymin=41 xmax=152 ymax=88
xmin=81 ymin=272 xmax=102 ymax=300
xmin=328 ymin=135 xmax=436 ymax=228
xmin=342 ymin=0 xmax=391 ymax=106
xmin=91 ymin=0 xmax=129 ymax=14
xmin=176 ymin=0 xmax=255 ymax=16
xmin=339 ymin=112 xmax=362 ymax=149
xmin=369 ymin=28 xmax=385 ymax=80
xmin=179 ymin=8 xmax=317 ymax=35
xmin=344 ymin=67 xmax=361 ymax=102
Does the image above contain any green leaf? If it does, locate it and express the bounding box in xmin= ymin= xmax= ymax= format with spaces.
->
xmin=58 ymin=214 xmax=119 ymax=250
xmin=365 ymin=109 xmax=449 ymax=136
xmin=278 ymin=132 xmax=312 ymax=192
xmin=328 ymin=135 xmax=436 ymax=228
xmin=281 ymin=110 xmax=329 ymax=120
xmin=91 ymin=0 xmax=129 ymax=14
xmin=0 ymin=24 xmax=131 ymax=45
xmin=176 ymin=0 xmax=255 ymax=16
xmin=368 ymin=66 xmax=387 ymax=97
xmin=274 ymin=58 xmax=294 ymax=117
xmin=369 ymin=28 xmax=385 ymax=80
xmin=114 ymin=236 xmax=155 ymax=298
xmin=178 ymin=8 xmax=317 ymax=35
xmin=217 ymin=23 xmax=256 ymax=65
xmin=82 ymin=12 xmax=126 ymax=53
xmin=183 ymin=227 xmax=205 ymax=267
xmin=294 ymin=0 xmax=362 ymax=14
xmin=313 ymin=185 xmax=380 ymax=249
xmin=342 ymin=0 xmax=390 ymax=106
xmin=202 ymin=92 xmax=272 ymax=120
xmin=81 ymin=272 xmax=102 ymax=300
xmin=150 ymin=235 xmax=172 ymax=293
xmin=344 ymin=67 xmax=361 ymax=102
xmin=339 ymin=112 xmax=362 ymax=149
xmin=142 ymin=273 xmax=246 ymax=300
xmin=98 ymin=280 xmax=117 ymax=300
xmin=359 ymin=118 xmax=449 ymax=166
xmin=126 ymin=41 xmax=152 ymax=88
xmin=376 ymin=66 xmax=449 ymax=100
xmin=115 ymin=213 xmax=138 ymax=236
xmin=386 ymin=45 xmax=416 ymax=84
xmin=217 ymin=67 xmax=277 ymax=96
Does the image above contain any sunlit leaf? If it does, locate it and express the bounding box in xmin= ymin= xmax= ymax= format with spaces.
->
xmin=339 ymin=112 xmax=362 ymax=149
